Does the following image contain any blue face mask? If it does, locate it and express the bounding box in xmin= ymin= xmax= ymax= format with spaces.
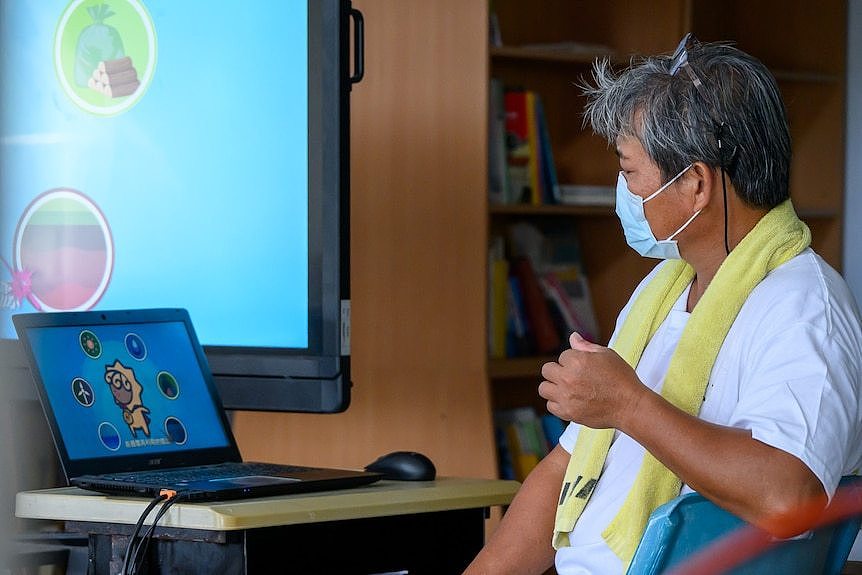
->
xmin=615 ymin=165 xmax=700 ymax=260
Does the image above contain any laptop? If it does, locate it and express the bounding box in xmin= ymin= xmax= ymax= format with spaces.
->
xmin=12 ymin=308 xmax=381 ymax=501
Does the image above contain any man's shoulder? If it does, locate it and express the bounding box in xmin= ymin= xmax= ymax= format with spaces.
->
xmin=744 ymin=248 xmax=860 ymax=333
xmin=754 ymin=248 xmax=846 ymax=302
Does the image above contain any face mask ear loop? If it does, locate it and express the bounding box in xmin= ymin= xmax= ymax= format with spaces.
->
xmin=666 ymin=208 xmax=702 ymax=242
xmin=643 ymin=164 xmax=692 ymax=204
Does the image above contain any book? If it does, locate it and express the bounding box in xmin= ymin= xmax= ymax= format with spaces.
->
xmin=504 ymin=90 xmax=540 ymax=204
xmin=555 ymin=184 xmax=615 ymax=207
xmin=506 ymin=275 xmax=531 ymax=357
xmin=534 ymin=96 xmax=559 ymax=205
xmin=540 ymin=414 xmax=567 ymax=448
xmin=488 ymin=6 xmax=502 ymax=48
xmin=494 ymin=407 xmax=548 ymax=481
xmin=540 ymin=271 xmax=598 ymax=343
xmin=489 ymin=256 xmax=509 ymax=358
xmin=524 ymin=91 xmax=542 ymax=205
xmin=502 ymin=422 xmax=536 ymax=481
xmin=551 ymin=267 xmax=600 ymax=343
xmin=537 ymin=223 xmax=600 ymax=343
xmin=510 ymin=256 xmax=562 ymax=355
xmin=494 ymin=424 xmax=515 ymax=480
xmin=488 ymin=78 xmax=510 ymax=204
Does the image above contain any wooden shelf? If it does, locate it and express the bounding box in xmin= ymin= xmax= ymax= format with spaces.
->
xmin=772 ymin=69 xmax=841 ymax=84
xmin=491 ymin=47 xmax=840 ymax=85
xmin=489 ymin=205 xmax=838 ymax=219
xmin=490 ymin=45 xmax=616 ymax=65
xmin=798 ymin=208 xmax=842 ymax=219
xmin=488 ymin=356 xmax=555 ymax=380
xmin=489 ymin=203 xmax=615 ymax=217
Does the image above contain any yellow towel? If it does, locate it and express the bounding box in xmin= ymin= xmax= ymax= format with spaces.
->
xmin=552 ymin=200 xmax=811 ymax=570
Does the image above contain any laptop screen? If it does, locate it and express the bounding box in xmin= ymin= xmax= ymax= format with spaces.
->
xmin=24 ymin=318 xmax=232 ymax=463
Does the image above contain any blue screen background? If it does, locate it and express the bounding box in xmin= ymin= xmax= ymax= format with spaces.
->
xmin=0 ymin=1 xmax=309 ymax=348
xmin=28 ymin=320 xmax=231 ymax=461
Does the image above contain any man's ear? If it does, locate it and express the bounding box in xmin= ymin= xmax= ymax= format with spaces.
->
xmin=689 ymin=161 xmax=716 ymax=212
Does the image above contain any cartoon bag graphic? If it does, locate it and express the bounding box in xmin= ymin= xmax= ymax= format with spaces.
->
xmin=74 ymin=3 xmax=125 ymax=88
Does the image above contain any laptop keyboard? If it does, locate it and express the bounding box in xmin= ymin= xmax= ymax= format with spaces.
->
xmin=99 ymin=462 xmax=317 ymax=484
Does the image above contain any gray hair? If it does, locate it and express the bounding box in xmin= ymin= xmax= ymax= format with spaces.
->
xmin=582 ymin=42 xmax=791 ymax=208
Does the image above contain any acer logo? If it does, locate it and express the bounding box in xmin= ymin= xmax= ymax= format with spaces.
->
xmin=148 ymin=458 xmax=162 ymax=466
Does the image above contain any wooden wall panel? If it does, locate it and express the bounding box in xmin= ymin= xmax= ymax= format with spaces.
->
xmin=232 ymin=0 xmax=496 ymax=479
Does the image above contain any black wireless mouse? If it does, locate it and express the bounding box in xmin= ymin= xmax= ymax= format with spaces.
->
xmin=365 ymin=451 xmax=437 ymax=481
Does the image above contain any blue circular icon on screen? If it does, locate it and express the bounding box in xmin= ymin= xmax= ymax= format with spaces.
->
xmin=164 ymin=416 xmax=187 ymax=445
xmin=71 ymin=377 xmax=94 ymax=407
xmin=125 ymin=333 xmax=147 ymax=360
xmin=98 ymin=422 xmax=121 ymax=451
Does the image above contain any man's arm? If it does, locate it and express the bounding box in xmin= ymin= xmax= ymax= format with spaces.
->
xmin=622 ymin=389 xmax=826 ymax=536
xmin=539 ymin=333 xmax=827 ymax=537
xmin=463 ymin=444 xmax=568 ymax=575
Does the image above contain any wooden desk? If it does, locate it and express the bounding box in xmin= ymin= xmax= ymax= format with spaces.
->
xmin=16 ymin=477 xmax=519 ymax=574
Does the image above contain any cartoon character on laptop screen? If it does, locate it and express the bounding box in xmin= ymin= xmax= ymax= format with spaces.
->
xmin=104 ymin=360 xmax=151 ymax=438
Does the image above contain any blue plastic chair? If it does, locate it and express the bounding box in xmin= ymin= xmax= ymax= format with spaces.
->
xmin=626 ymin=476 xmax=862 ymax=575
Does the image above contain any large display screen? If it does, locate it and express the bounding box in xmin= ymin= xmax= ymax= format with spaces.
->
xmin=0 ymin=0 xmax=355 ymax=412
xmin=1 ymin=1 xmax=307 ymax=347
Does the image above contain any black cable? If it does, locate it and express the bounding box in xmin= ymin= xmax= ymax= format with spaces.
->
xmin=721 ymin=165 xmax=730 ymax=255
xmin=121 ymin=493 xmax=168 ymax=575
xmin=128 ymin=492 xmax=185 ymax=575
xmin=717 ymin=123 xmax=732 ymax=255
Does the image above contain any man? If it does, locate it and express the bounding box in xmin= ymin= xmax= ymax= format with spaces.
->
xmin=465 ymin=36 xmax=862 ymax=574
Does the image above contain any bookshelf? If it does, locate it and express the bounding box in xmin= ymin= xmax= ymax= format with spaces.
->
xmin=228 ymin=0 xmax=846 ymax=502
xmin=487 ymin=0 xmax=847 ymax=474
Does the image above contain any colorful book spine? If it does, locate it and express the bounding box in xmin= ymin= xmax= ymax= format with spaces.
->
xmin=504 ymin=89 xmax=546 ymax=205
xmin=524 ymin=91 xmax=542 ymax=205
xmin=510 ymin=256 xmax=562 ymax=355
xmin=541 ymin=414 xmax=567 ymax=447
xmin=489 ymin=258 xmax=510 ymax=358
xmin=488 ymin=78 xmax=510 ymax=204
xmin=534 ymin=95 xmax=559 ymax=205
xmin=540 ymin=271 xmax=596 ymax=343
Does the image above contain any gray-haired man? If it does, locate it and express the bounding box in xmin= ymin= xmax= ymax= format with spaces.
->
xmin=465 ymin=36 xmax=862 ymax=575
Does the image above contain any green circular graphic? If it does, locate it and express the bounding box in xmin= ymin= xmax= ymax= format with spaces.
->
xmin=80 ymin=330 xmax=102 ymax=359
xmin=55 ymin=0 xmax=157 ymax=115
xmin=157 ymin=371 xmax=180 ymax=400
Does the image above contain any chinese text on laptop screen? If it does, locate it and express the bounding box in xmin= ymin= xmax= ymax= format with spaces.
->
xmin=0 ymin=1 xmax=309 ymax=348
xmin=27 ymin=320 xmax=230 ymax=461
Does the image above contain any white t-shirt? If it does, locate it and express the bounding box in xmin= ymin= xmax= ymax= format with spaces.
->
xmin=555 ymin=248 xmax=862 ymax=575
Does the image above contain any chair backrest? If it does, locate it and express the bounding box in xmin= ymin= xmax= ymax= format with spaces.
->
xmin=626 ymin=476 xmax=862 ymax=575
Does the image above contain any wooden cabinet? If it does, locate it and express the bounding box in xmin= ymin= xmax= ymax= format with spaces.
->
xmin=487 ymin=0 xmax=846 ymax=412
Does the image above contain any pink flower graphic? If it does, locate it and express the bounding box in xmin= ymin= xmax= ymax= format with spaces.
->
xmin=1 ymin=256 xmax=41 ymax=311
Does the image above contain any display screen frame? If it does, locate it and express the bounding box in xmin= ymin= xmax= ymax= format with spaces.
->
xmin=0 ymin=0 xmax=356 ymax=414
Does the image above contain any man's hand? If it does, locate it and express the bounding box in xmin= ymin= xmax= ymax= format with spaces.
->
xmin=539 ymin=334 xmax=829 ymax=538
xmin=539 ymin=332 xmax=646 ymax=429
